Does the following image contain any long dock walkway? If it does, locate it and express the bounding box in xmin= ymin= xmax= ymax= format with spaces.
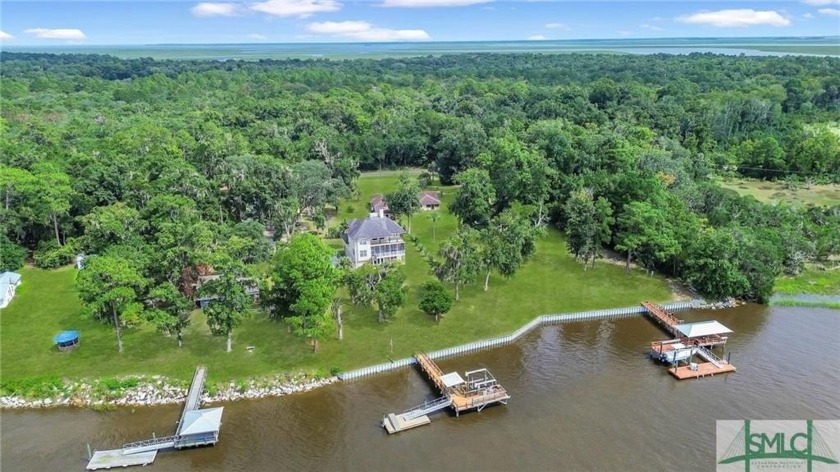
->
xmin=177 ymin=365 xmax=207 ymax=435
xmin=87 ymin=366 xmax=213 ymax=470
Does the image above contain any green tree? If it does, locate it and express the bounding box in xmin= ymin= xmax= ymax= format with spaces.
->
xmin=683 ymin=229 xmax=749 ymax=300
xmin=434 ymin=226 xmax=482 ymax=300
xmin=418 ymin=280 xmax=453 ymax=322
xmin=199 ymin=263 xmax=251 ymax=352
xmin=32 ymin=163 xmax=74 ymax=246
xmin=450 ymin=168 xmax=496 ymax=229
xmin=374 ymin=267 xmax=406 ymax=323
xmin=428 ymin=211 xmax=441 ymax=242
xmin=479 ymin=208 xmax=537 ymax=291
xmin=145 ymin=282 xmax=192 ymax=347
xmin=266 ymin=233 xmax=337 ymax=347
xmin=563 ymin=189 xmax=614 ymax=270
xmin=614 ymin=201 xmax=680 ymax=274
xmin=386 ymin=173 xmax=421 ymax=233
xmin=77 ymin=255 xmax=147 ymax=353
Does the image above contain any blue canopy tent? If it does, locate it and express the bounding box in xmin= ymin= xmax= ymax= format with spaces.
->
xmin=54 ymin=331 xmax=80 ymax=351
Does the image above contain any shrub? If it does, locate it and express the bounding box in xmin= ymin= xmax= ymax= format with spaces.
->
xmin=33 ymin=239 xmax=76 ymax=269
xmin=0 ymin=234 xmax=26 ymax=272
xmin=330 ymin=367 xmax=343 ymax=377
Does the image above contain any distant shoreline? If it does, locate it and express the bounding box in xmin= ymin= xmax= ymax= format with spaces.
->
xmin=3 ymin=37 xmax=838 ymax=60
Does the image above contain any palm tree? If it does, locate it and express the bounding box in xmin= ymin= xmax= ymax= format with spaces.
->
xmin=429 ymin=212 xmax=441 ymax=242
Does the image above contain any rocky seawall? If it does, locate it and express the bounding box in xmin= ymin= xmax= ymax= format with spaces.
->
xmin=0 ymin=374 xmax=337 ymax=410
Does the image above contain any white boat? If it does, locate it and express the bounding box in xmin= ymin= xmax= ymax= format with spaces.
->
xmin=657 ymin=343 xmax=697 ymax=364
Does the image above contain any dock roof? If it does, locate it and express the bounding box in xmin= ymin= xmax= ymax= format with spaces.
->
xmin=440 ymin=372 xmax=465 ymax=388
xmin=675 ymin=320 xmax=732 ymax=338
xmin=179 ymin=407 xmax=224 ymax=436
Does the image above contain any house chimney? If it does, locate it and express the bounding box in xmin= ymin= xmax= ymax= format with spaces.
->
xmin=377 ymin=208 xmax=384 ymax=218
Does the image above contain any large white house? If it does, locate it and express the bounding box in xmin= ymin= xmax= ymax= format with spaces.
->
xmin=343 ymin=210 xmax=406 ymax=268
xmin=0 ymin=271 xmax=22 ymax=309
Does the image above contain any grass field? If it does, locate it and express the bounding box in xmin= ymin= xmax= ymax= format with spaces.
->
xmin=774 ymin=266 xmax=840 ymax=296
xmin=718 ymin=178 xmax=840 ymax=207
xmin=0 ymin=172 xmax=674 ymax=389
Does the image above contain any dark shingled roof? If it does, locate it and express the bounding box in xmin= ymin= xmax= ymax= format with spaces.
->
xmin=345 ymin=216 xmax=405 ymax=240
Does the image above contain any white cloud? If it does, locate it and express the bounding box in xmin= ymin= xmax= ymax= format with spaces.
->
xmin=306 ymin=20 xmax=430 ymax=41
xmin=676 ymin=9 xmax=790 ymax=27
xmin=640 ymin=24 xmax=664 ymax=31
xmin=251 ymin=0 xmax=340 ymax=18
xmin=248 ymin=33 xmax=268 ymax=40
xmin=802 ymin=0 xmax=840 ymax=5
xmin=527 ymin=34 xmax=547 ymax=40
xmin=0 ymin=30 xmax=13 ymax=41
xmin=191 ymin=2 xmax=241 ymax=17
xmin=24 ymin=28 xmax=87 ymax=40
xmin=307 ymin=20 xmax=371 ymax=34
xmin=380 ymin=0 xmax=491 ymax=7
xmin=819 ymin=7 xmax=840 ymax=15
xmin=802 ymin=12 xmax=815 ymax=17
xmin=544 ymin=22 xmax=569 ymax=29
xmin=618 ymin=30 xmax=633 ymax=36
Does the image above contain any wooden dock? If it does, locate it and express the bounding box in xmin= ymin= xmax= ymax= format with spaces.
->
xmin=87 ymin=366 xmax=218 ymax=470
xmin=642 ymin=302 xmax=737 ymax=381
xmin=176 ymin=365 xmax=207 ymax=435
xmin=383 ymin=354 xmax=510 ymax=434
xmin=642 ymin=301 xmax=683 ymax=336
xmin=415 ymin=354 xmax=510 ymax=415
xmin=669 ymin=362 xmax=737 ymax=380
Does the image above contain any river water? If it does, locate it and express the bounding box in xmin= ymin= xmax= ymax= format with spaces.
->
xmin=2 ymin=305 xmax=838 ymax=471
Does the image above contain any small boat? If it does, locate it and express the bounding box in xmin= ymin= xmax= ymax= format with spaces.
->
xmin=657 ymin=343 xmax=696 ymax=364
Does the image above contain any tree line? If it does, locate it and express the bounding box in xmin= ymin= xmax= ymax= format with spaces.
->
xmin=1 ymin=51 xmax=838 ymax=352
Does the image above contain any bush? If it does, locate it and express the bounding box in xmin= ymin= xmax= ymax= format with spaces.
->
xmin=330 ymin=366 xmax=343 ymax=376
xmin=0 ymin=234 xmax=26 ymax=272
xmin=0 ymin=376 xmax=65 ymax=398
xmin=33 ymin=239 xmax=75 ymax=269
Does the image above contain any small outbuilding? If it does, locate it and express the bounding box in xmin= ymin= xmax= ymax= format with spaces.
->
xmin=54 ymin=330 xmax=81 ymax=351
xmin=419 ymin=191 xmax=441 ymax=210
xmin=0 ymin=271 xmax=22 ymax=309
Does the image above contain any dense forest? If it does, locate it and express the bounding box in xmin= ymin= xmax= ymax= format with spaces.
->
xmin=1 ymin=51 xmax=839 ymax=329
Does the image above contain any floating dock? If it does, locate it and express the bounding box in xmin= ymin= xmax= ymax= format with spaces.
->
xmin=642 ymin=302 xmax=737 ymax=380
xmin=86 ymin=450 xmax=157 ymax=470
xmin=383 ymin=354 xmax=510 ymax=434
xmin=87 ymin=366 xmax=223 ymax=470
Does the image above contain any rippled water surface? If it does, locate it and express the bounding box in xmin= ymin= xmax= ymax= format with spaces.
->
xmin=2 ymin=305 xmax=838 ymax=471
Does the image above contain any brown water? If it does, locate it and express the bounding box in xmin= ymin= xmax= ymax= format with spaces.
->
xmin=2 ymin=305 xmax=839 ymax=471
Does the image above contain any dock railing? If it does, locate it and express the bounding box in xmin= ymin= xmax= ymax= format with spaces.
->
xmin=337 ymin=299 xmax=702 ymax=380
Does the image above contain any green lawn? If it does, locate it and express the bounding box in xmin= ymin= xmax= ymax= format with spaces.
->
xmin=0 ymin=172 xmax=674 ymax=390
xmin=718 ymin=177 xmax=840 ymax=207
xmin=774 ymin=265 xmax=840 ymax=296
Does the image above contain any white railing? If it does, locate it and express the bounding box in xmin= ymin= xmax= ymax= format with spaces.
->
xmin=695 ymin=346 xmax=724 ymax=368
xmin=336 ymin=299 xmax=703 ymax=381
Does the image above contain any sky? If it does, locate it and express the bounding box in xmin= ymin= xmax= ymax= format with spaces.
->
xmin=0 ymin=0 xmax=838 ymax=45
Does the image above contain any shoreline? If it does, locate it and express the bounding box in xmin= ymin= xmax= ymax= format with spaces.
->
xmin=0 ymin=373 xmax=337 ymax=410
xmin=1 ymin=298 xmax=737 ymax=410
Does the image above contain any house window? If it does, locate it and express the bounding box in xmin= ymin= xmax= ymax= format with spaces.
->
xmin=359 ymin=250 xmax=368 ymax=258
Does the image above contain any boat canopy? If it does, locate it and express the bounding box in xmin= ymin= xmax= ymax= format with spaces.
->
xmin=675 ymin=320 xmax=732 ymax=338
xmin=440 ymin=372 xmax=465 ymax=388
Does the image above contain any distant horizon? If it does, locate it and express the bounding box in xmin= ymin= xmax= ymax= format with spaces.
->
xmin=3 ymin=1 xmax=840 ymax=46
xmin=3 ymin=35 xmax=839 ymax=48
